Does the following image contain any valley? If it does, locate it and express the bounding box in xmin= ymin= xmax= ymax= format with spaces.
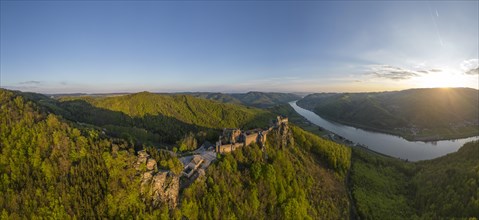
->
xmin=271 ymin=100 xmax=479 ymax=219
xmin=2 ymin=1 xmax=478 ymax=219
xmin=290 ymin=101 xmax=479 ymax=161
xmin=178 ymin=91 xmax=301 ymax=108
xmin=297 ymin=88 xmax=479 ymax=141
xmin=0 ymin=88 xmax=478 ymax=219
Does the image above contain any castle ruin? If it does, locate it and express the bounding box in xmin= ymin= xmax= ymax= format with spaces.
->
xmin=215 ymin=116 xmax=288 ymax=153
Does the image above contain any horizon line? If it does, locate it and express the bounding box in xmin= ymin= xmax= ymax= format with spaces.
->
xmin=1 ymin=86 xmax=476 ymax=96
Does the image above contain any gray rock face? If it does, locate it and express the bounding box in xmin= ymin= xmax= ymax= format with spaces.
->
xmin=146 ymin=158 xmax=157 ymax=171
xmin=135 ymin=150 xmax=149 ymax=170
xmin=136 ymin=151 xmax=179 ymax=209
xmin=151 ymin=172 xmax=179 ymax=208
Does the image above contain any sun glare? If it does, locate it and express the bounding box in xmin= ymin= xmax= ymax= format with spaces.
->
xmin=411 ymin=72 xmax=473 ymax=88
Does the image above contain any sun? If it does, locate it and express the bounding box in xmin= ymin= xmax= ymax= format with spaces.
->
xmin=411 ymin=72 xmax=473 ymax=88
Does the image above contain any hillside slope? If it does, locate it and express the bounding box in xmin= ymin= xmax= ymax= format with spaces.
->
xmin=60 ymin=92 xmax=272 ymax=129
xmin=181 ymin=125 xmax=351 ymax=219
xmin=0 ymin=88 xmax=353 ymax=219
xmin=183 ymin=91 xmax=301 ymax=108
xmin=24 ymin=91 xmax=274 ymax=145
xmin=0 ymin=89 xmax=178 ymax=218
xmin=3 ymin=88 xmax=476 ymax=219
xmin=297 ymin=88 xmax=479 ymax=141
xmin=351 ymin=141 xmax=479 ymax=219
xmin=267 ymin=101 xmax=479 ymax=219
xmin=412 ymin=140 xmax=479 ymax=218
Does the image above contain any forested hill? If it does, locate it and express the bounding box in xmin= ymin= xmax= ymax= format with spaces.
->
xmin=351 ymin=140 xmax=479 ymax=219
xmin=60 ymin=92 xmax=273 ymax=129
xmin=1 ymin=88 xmax=478 ymax=219
xmin=181 ymin=91 xmax=301 ymax=108
xmin=0 ymin=89 xmax=173 ymax=218
xmin=179 ymin=124 xmax=352 ymax=219
xmin=22 ymin=91 xmax=274 ymax=145
xmin=297 ymin=88 xmax=479 ymax=141
xmin=0 ymin=88 xmax=352 ymax=219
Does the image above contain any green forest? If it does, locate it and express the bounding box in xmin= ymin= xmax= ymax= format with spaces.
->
xmin=0 ymin=89 xmax=148 ymax=218
xmin=0 ymin=89 xmax=350 ymax=219
xmin=22 ymin=91 xmax=273 ymax=146
xmin=1 ymin=88 xmax=478 ymax=219
xmin=180 ymin=126 xmax=351 ymax=219
xmin=180 ymin=91 xmax=301 ymax=108
xmin=351 ymin=141 xmax=479 ymax=219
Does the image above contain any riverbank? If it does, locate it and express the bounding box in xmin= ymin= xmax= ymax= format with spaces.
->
xmin=289 ymin=101 xmax=479 ymax=161
xmin=270 ymin=103 xmax=400 ymax=160
xmin=315 ymin=113 xmax=478 ymax=142
xmin=296 ymin=101 xmax=479 ymax=142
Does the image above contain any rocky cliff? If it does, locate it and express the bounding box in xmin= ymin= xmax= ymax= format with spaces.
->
xmin=268 ymin=119 xmax=294 ymax=149
xmin=135 ymin=150 xmax=179 ymax=209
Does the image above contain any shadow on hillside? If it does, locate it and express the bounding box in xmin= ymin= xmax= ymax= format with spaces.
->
xmin=47 ymin=99 xmax=273 ymax=147
xmin=51 ymin=100 xmax=217 ymax=146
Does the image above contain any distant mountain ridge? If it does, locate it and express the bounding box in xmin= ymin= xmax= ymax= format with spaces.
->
xmin=297 ymin=88 xmax=479 ymax=141
xmin=48 ymin=91 xmax=302 ymax=109
xmin=176 ymin=91 xmax=302 ymax=108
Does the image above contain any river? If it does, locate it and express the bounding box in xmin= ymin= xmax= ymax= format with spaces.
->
xmin=290 ymin=101 xmax=479 ymax=161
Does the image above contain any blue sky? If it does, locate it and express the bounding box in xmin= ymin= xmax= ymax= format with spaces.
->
xmin=1 ymin=1 xmax=478 ymax=93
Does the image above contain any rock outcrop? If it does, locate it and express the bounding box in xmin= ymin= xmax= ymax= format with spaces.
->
xmin=271 ymin=117 xmax=293 ymax=149
xmin=135 ymin=150 xmax=179 ymax=209
xmin=278 ymin=119 xmax=291 ymax=148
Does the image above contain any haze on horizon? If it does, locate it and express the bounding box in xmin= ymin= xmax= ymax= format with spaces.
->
xmin=1 ymin=1 xmax=478 ymax=94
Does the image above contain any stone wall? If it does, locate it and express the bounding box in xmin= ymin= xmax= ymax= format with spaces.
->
xmin=217 ymin=142 xmax=246 ymax=153
xmin=259 ymin=130 xmax=268 ymax=145
xmin=232 ymin=142 xmax=243 ymax=150
xmin=217 ymin=144 xmax=233 ymax=153
xmin=244 ymin=133 xmax=259 ymax=147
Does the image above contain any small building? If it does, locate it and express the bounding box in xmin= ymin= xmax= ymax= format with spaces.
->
xmin=182 ymin=155 xmax=204 ymax=178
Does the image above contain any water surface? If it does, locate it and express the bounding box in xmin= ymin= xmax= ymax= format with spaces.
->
xmin=290 ymin=101 xmax=479 ymax=161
